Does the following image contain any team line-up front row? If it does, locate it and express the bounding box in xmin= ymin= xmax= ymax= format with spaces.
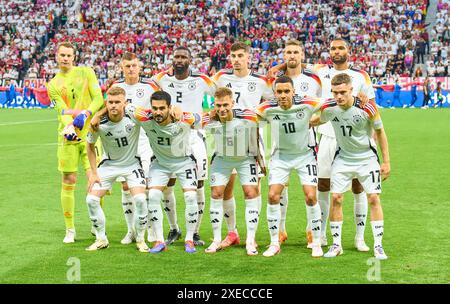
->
xmin=73 ymin=74 xmax=389 ymax=260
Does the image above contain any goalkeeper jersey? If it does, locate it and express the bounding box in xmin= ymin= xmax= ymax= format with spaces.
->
xmin=47 ymin=66 xmax=104 ymax=143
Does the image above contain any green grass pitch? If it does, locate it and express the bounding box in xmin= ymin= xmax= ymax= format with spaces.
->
xmin=0 ymin=108 xmax=449 ymax=284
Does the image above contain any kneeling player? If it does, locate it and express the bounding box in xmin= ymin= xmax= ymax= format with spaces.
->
xmin=204 ymin=88 xmax=261 ymax=256
xmin=126 ymin=91 xmax=202 ymax=254
xmin=256 ymin=76 xmax=323 ymax=257
xmin=320 ymin=74 xmax=390 ymax=260
xmin=85 ymin=87 xmax=148 ymax=252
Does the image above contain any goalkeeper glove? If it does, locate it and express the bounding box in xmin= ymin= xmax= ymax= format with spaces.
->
xmin=73 ymin=110 xmax=92 ymax=129
xmin=62 ymin=124 xmax=81 ymax=142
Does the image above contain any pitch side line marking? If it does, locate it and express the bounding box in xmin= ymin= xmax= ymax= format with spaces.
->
xmin=0 ymin=119 xmax=57 ymax=126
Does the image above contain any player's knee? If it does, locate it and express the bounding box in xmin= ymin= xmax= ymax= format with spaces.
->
xmin=63 ymin=173 xmax=77 ymax=185
xmin=351 ymin=179 xmax=364 ymax=194
xmin=304 ymin=192 xmax=317 ymax=206
xmin=122 ymin=182 xmax=130 ymax=191
xmin=211 ymin=187 xmax=224 ymax=200
xmin=148 ymin=189 xmax=163 ymax=205
xmin=243 ymin=186 xmax=259 ymax=199
xmin=332 ymin=193 xmax=344 ymax=206
xmin=133 ymin=193 xmax=147 ymax=209
xmin=86 ymin=194 xmax=101 ymax=209
xmin=367 ymin=194 xmax=380 ymax=206
xmin=184 ymin=191 xmax=197 ymax=207
xmin=318 ymin=178 xmax=330 ymax=192
xmin=268 ymin=191 xmax=281 ymax=203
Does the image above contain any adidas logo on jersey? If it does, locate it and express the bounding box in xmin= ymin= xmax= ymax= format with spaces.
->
xmin=273 ymin=115 xmax=280 ymax=120
xmin=226 ymin=83 xmax=232 ymax=88
xmin=325 ymin=74 xmax=330 ymax=79
xmin=332 ymin=233 xmax=339 ymax=237
xmin=149 ymin=217 xmax=158 ymax=222
xmin=249 ymin=177 xmax=257 ymax=183
xmin=105 ymin=132 xmax=113 ymax=137
xmin=124 ymin=209 xmax=132 ymax=214
xmin=312 ymin=227 xmax=320 ymax=231
xmin=375 ymin=185 xmax=381 ymax=190
xmin=249 ymin=218 xmax=258 ymax=224
xmin=357 ymin=222 xmax=365 ymax=226
xmin=311 ymin=178 xmax=318 ymax=183
xmin=211 ymin=219 xmax=219 ymax=224
xmin=168 ymin=83 xmax=175 ymax=88
xmin=269 ymin=225 xmax=278 ymax=230
xmin=188 ymin=220 xmax=197 ymax=224
xmin=332 ymin=117 xmax=340 ymax=122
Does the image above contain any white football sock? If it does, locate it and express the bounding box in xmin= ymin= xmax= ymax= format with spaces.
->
xmin=330 ymin=221 xmax=343 ymax=246
xmin=184 ymin=191 xmax=198 ymax=242
xmin=279 ymin=187 xmax=288 ymax=232
xmin=210 ymin=198 xmax=223 ymax=243
xmin=318 ymin=190 xmax=330 ymax=238
xmin=148 ymin=189 xmax=164 ymax=242
xmin=371 ymin=220 xmax=384 ymax=248
xmin=245 ymin=197 xmax=260 ymax=243
xmin=354 ymin=192 xmax=368 ymax=240
xmin=223 ymin=197 xmax=236 ymax=233
xmin=162 ymin=186 xmax=178 ymax=231
xmin=86 ymin=194 xmax=106 ymax=240
xmin=306 ymin=203 xmax=322 ymax=245
xmin=195 ymin=187 xmax=205 ymax=234
xmin=133 ymin=193 xmax=148 ymax=242
xmin=267 ymin=203 xmax=281 ymax=246
xmin=121 ymin=190 xmax=135 ymax=233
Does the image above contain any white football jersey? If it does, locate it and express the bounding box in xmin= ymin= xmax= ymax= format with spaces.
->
xmin=152 ymin=70 xmax=216 ymax=113
xmin=310 ymin=64 xmax=375 ymax=137
xmin=277 ymin=70 xmax=322 ymax=99
xmin=320 ymin=99 xmax=382 ymax=161
xmin=204 ymin=109 xmax=259 ymax=160
xmin=256 ymin=97 xmax=322 ymax=156
xmin=125 ymin=104 xmax=201 ymax=166
xmin=212 ymin=69 xmax=274 ymax=109
xmin=112 ymin=78 xmax=160 ymax=148
xmin=86 ymin=115 xmax=140 ymax=167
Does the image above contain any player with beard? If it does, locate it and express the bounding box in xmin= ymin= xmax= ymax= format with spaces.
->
xmin=274 ymin=39 xmax=323 ymax=248
xmin=271 ymin=38 xmax=375 ymax=252
xmin=211 ymin=42 xmax=274 ymax=250
xmin=111 ymin=52 xmax=160 ymax=245
xmin=152 ymin=47 xmax=216 ymax=247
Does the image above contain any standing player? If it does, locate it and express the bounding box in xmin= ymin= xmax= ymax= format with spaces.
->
xmin=85 ymin=87 xmax=148 ymax=252
xmin=212 ymin=42 xmax=274 ymax=249
xmin=47 ymin=42 xmax=104 ymax=243
xmin=152 ymin=47 xmax=216 ymax=246
xmin=111 ymin=52 xmax=160 ymax=245
xmin=274 ymin=39 xmax=322 ymax=247
xmin=204 ymin=87 xmax=261 ymax=256
xmin=125 ymin=91 xmax=202 ymax=254
xmin=319 ymin=74 xmax=390 ymax=260
xmin=270 ymin=39 xmax=374 ymax=251
xmin=256 ymin=76 xmax=323 ymax=257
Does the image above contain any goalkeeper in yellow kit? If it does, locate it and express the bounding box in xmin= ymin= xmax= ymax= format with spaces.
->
xmin=47 ymin=42 xmax=105 ymax=243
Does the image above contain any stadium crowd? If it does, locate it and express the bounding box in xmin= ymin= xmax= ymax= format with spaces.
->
xmin=1 ymin=0 xmax=449 ymax=84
